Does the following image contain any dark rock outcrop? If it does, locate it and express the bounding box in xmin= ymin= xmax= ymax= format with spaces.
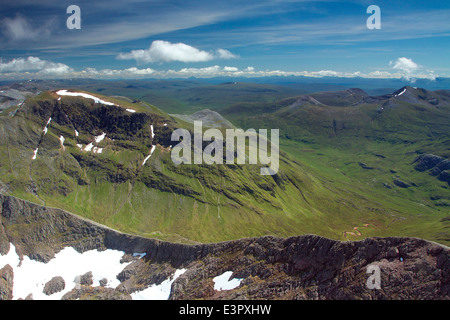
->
xmin=43 ymin=276 xmax=65 ymax=296
xmin=168 ymin=236 xmax=449 ymax=300
xmin=413 ymin=154 xmax=450 ymax=186
xmin=393 ymin=179 xmax=411 ymax=188
xmin=79 ymin=272 xmax=94 ymax=286
xmin=430 ymin=160 xmax=450 ymax=176
xmin=414 ymin=154 xmax=445 ymax=172
xmin=359 ymin=162 xmax=374 ymax=170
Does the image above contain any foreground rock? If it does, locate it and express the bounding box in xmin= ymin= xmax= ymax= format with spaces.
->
xmin=0 ymin=194 xmax=448 ymax=300
xmin=62 ymin=286 xmax=132 ymax=300
xmin=43 ymin=276 xmax=65 ymax=296
xmin=0 ymin=264 xmax=13 ymax=300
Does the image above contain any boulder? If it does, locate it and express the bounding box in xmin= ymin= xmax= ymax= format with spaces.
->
xmin=79 ymin=271 xmax=93 ymax=286
xmin=43 ymin=276 xmax=65 ymax=296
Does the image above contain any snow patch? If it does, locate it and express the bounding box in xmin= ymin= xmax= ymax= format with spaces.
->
xmin=92 ymin=147 xmax=103 ymax=154
xmin=84 ymin=143 xmax=94 ymax=152
xmin=0 ymin=243 xmax=131 ymax=300
xmin=94 ymin=132 xmax=106 ymax=143
xmin=130 ymin=268 xmax=186 ymax=300
xmin=32 ymin=148 xmax=38 ymax=160
xmin=150 ymin=124 xmax=155 ymax=139
xmin=213 ymin=271 xmax=243 ymax=291
xmin=42 ymin=117 xmax=51 ymax=135
xmin=142 ymin=154 xmax=151 ymax=166
xmin=77 ymin=140 xmax=103 ymax=154
xmin=59 ymin=136 xmax=65 ymax=150
xmin=395 ymin=88 xmax=407 ymax=97
xmin=126 ymin=108 xmax=136 ymax=113
xmin=142 ymin=145 xmax=156 ymax=165
xmin=75 ymin=130 xmax=79 ymax=137
xmin=56 ymin=90 xmax=115 ymax=106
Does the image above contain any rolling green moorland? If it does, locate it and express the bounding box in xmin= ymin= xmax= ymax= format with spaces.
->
xmin=0 ymin=80 xmax=448 ymax=246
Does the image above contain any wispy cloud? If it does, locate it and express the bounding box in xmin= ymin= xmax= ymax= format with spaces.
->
xmin=0 ymin=1 xmax=448 ymax=80
xmin=1 ymin=15 xmax=53 ymax=41
xmin=173 ymin=9 xmax=450 ymax=49
xmin=0 ymin=1 xmax=268 ymax=51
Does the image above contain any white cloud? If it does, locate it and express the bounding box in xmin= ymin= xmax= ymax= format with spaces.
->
xmin=310 ymin=70 xmax=340 ymax=77
xmin=216 ymin=49 xmax=239 ymax=60
xmin=390 ymin=57 xmax=418 ymax=82
xmin=390 ymin=57 xmax=418 ymax=74
xmin=0 ymin=56 xmax=441 ymax=81
xmin=223 ymin=66 xmax=239 ymax=72
xmin=0 ymin=56 xmax=72 ymax=74
xmin=81 ymin=67 xmax=155 ymax=77
xmin=117 ymin=40 xmax=212 ymax=63
xmin=174 ymin=65 xmax=222 ymax=75
xmin=117 ymin=40 xmax=238 ymax=63
xmin=368 ymin=70 xmax=393 ymax=78
xmin=389 ymin=57 xmax=437 ymax=82
xmin=123 ymin=67 xmax=155 ymax=75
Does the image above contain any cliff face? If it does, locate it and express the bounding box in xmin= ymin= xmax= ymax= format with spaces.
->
xmin=0 ymin=193 xmax=448 ymax=300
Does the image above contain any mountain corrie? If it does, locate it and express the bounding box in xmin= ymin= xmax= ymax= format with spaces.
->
xmin=171 ymin=121 xmax=279 ymax=175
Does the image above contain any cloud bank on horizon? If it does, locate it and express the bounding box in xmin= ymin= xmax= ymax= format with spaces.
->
xmin=0 ymin=0 xmax=449 ymax=81
xmin=0 ymin=54 xmax=437 ymax=82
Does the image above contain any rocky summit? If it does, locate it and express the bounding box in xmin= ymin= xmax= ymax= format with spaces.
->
xmin=0 ymin=194 xmax=448 ymax=300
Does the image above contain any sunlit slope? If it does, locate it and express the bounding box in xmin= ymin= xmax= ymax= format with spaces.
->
xmin=0 ymin=87 xmax=448 ymax=244
xmin=221 ymin=87 xmax=450 ymax=245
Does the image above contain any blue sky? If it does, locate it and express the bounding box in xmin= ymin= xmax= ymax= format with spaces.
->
xmin=0 ymin=0 xmax=449 ymax=80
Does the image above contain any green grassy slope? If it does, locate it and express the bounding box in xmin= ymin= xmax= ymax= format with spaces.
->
xmin=220 ymin=86 xmax=450 ymax=244
xmin=0 ymin=89 xmax=384 ymax=243
xmin=0 ymin=86 xmax=448 ymax=245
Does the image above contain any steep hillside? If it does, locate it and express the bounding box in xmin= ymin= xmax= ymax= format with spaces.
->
xmin=0 ymin=88 xmax=385 ymax=244
xmin=0 ymin=86 xmax=448 ymax=245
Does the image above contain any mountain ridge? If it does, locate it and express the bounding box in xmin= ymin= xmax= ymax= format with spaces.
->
xmin=0 ymin=193 xmax=448 ymax=300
